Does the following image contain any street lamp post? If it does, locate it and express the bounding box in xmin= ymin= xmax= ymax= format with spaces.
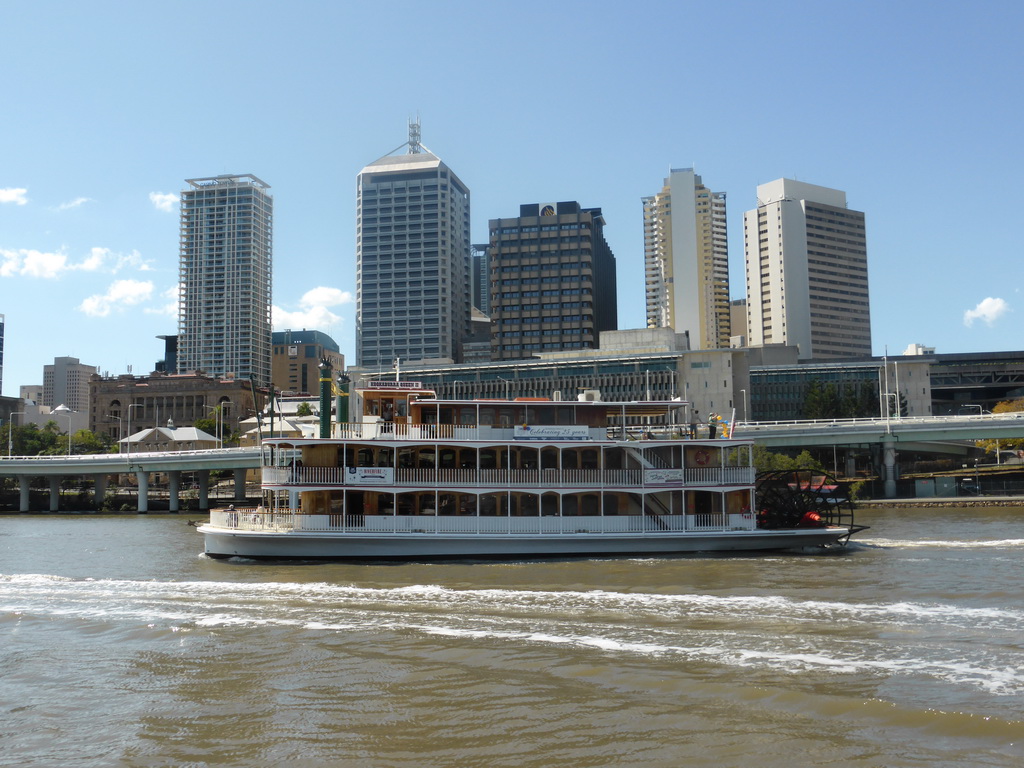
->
xmin=52 ymin=404 xmax=73 ymax=455
xmin=126 ymin=403 xmax=143 ymax=465
xmin=740 ymin=389 xmax=748 ymax=423
xmin=7 ymin=411 xmax=26 ymax=456
xmin=203 ymin=405 xmax=222 ymax=449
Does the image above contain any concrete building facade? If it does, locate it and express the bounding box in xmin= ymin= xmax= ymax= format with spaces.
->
xmin=643 ymin=169 xmax=730 ymax=349
xmin=356 ymin=125 xmax=471 ymax=368
xmin=272 ymin=330 xmax=344 ymax=396
xmin=177 ymin=174 xmax=273 ymax=385
xmin=488 ymin=202 xmax=617 ymax=361
xmin=42 ymin=356 xmax=97 ymax=411
xmin=744 ymin=179 xmax=871 ymax=360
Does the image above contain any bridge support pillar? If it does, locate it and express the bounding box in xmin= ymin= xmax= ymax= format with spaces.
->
xmin=94 ymin=474 xmax=107 ymax=509
xmin=136 ymin=471 xmax=149 ymax=513
xmin=197 ymin=469 xmax=210 ymax=511
xmin=49 ymin=476 xmax=60 ymax=512
xmin=19 ymin=476 xmax=31 ymax=512
xmin=882 ymin=437 xmax=898 ymax=498
xmin=168 ymin=470 xmax=180 ymax=513
xmin=233 ymin=469 xmax=246 ymax=500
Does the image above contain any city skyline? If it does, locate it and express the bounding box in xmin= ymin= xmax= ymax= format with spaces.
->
xmin=1 ymin=2 xmax=1021 ymax=396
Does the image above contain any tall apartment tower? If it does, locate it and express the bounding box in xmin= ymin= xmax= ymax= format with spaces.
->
xmin=356 ymin=123 xmax=471 ymax=368
xmin=488 ymin=202 xmax=617 ymax=361
xmin=744 ymin=179 xmax=871 ymax=360
xmin=470 ymin=244 xmax=491 ymax=315
xmin=177 ymin=174 xmax=273 ymax=386
xmin=42 ymin=356 xmax=97 ymax=411
xmin=0 ymin=313 xmax=4 ymax=393
xmin=643 ymin=169 xmax=730 ymax=349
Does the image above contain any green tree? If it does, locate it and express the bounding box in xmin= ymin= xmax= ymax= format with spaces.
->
xmin=803 ymin=379 xmax=842 ymax=420
xmin=296 ymin=402 xmax=313 ymax=417
xmin=71 ymin=429 xmax=116 ymax=455
xmin=977 ymin=398 xmax=1024 ymax=456
xmin=753 ymin=445 xmax=826 ymax=473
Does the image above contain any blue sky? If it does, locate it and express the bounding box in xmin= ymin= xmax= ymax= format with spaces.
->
xmin=2 ymin=0 xmax=1021 ymax=397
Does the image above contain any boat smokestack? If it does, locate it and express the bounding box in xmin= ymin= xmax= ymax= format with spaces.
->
xmin=318 ymin=359 xmax=333 ymax=438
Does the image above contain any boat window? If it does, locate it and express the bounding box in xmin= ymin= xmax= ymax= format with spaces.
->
xmin=541 ymin=449 xmax=558 ymax=469
xmin=581 ymin=494 xmax=600 ymax=515
xmin=478 ymin=408 xmax=495 ymax=426
xmin=562 ymin=495 xmax=579 ymax=516
xmin=458 ymin=408 xmax=476 ymax=425
xmin=396 ymin=399 xmax=408 ymax=418
xmin=357 ymin=448 xmax=374 ymax=466
xmin=479 ymin=449 xmax=498 ymax=469
xmin=557 ymin=407 xmax=575 ymax=425
xmin=438 ymin=494 xmax=457 ymax=515
xmin=541 ymin=493 xmax=559 ymax=516
xmin=562 ymin=451 xmax=579 ymax=470
xmin=603 ymin=493 xmax=619 ymax=516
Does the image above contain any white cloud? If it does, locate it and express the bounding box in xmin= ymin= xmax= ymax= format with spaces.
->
xmin=149 ymin=192 xmax=178 ymax=212
xmin=298 ymin=286 xmax=354 ymax=307
xmin=0 ymin=246 xmax=153 ymax=278
xmin=0 ymin=188 xmax=28 ymax=205
xmin=144 ymin=284 xmax=181 ymax=317
xmin=20 ymin=249 xmax=69 ymax=279
xmin=272 ymin=286 xmax=353 ymax=331
xmin=963 ymin=297 xmax=1010 ymax=327
xmin=56 ymin=197 xmax=93 ymax=210
xmin=78 ymin=279 xmax=154 ymax=317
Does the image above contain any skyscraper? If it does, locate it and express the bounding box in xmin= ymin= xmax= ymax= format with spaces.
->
xmin=743 ymin=179 xmax=871 ymax=360
xmin=356 ymin=123 xmax=471 ymax=368
xmin=42 ymin=356 xmax=97 ymax=411
xmin=177 ymin=174 xmax=273 ymax=385
xmin=488 ymin=202 xmax=617 ymax=361
xmin=0 ymin=313 xmax=4 ymax=393
xmin=643 ymin=169 xmax=730 ymax=349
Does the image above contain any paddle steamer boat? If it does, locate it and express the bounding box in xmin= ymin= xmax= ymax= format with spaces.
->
xmin=198 ymin=380 xmax=860 ymax=559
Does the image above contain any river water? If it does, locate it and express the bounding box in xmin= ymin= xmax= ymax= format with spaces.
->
xmin=1 ymin=505 xmax=1021 ymax=767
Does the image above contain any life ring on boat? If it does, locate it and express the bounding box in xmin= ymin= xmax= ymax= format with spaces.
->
xmin=694 ymin=449 xmax=711 ymax=466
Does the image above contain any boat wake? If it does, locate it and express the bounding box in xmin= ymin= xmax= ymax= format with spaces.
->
xmin=3 ymin=573 xmax=1023 ymax=698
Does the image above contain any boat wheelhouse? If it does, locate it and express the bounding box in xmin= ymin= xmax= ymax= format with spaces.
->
xmin=199 ymin=381 xmax=860 ymax=559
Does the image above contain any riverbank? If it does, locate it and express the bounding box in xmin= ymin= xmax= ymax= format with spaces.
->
xmin=857 ymin=496 xmax=1024 ymax=508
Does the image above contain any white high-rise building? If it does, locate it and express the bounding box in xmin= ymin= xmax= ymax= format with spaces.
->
xmin=356 ymin=123 xmax=471 ymax=368
xmin=643 ymin=169 xmax=730 ymax=349
xmin=744 ymin=179 xmax=871 ymax=360
xmin=42 ymin=356 xmax=97 ymax=411
xmin=177 ymin=174 xmax=273 ymax=385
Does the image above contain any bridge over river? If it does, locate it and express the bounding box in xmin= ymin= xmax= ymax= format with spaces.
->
xmin=734 ymin=411 xmax=1024 ymax=496
xmin=0 ymin=447 xmax=261 ymax=512
xmin=1 ymin=413 xmax=1022 ymax=509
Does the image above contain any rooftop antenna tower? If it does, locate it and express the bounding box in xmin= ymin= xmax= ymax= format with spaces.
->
xmin=408 ymin=117 xmax=422 ymax=154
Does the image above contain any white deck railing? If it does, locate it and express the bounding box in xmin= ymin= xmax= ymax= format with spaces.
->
xmin=209 ymin=508 xmax=751 ymax=535
xmin=261 ymin=465 xmax=755 ymax=488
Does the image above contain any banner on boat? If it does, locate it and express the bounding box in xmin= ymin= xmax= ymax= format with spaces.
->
xmin=346 ymin=467 xmax=395 ymax=484
xmin=645 ymin=469 xmax=684 ymax=485
xmin=514 ymin=425 xmax=591 ymax=441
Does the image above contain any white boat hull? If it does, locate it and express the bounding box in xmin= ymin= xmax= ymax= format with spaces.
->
xmin=198 ymin=525 xmax=853 ymax=560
